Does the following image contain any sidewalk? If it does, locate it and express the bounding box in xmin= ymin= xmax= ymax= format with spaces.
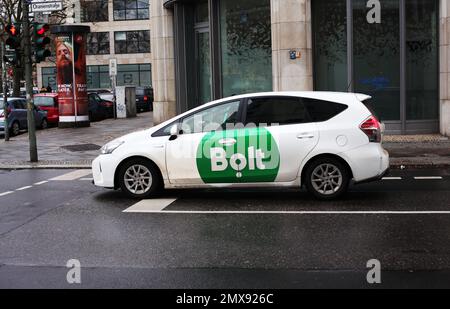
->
xmin=0 ymin=112 xmax=154 ymax=169
xmin=0 ymin=114 xmax=449 ymax=169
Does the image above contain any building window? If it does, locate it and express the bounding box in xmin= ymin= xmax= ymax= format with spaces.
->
xmin=41 ymin=67 xmax=57 ymax=91
xmin=117 ymin=64 xmax=152 ymax=87
xmin=87 ymin=65 xmax=110 ymax=89
xmin=113 ymin=0 xmax=149 ymax=21
xmin=219 ymin=0 xmax=272 ymax=97
xmin=86 ymin=32 xmax=110 ymax=55
xmin=80 ymin=0 xmax=109 ymax=22
xmin=114 ymin=31 xmax=150 ymax=54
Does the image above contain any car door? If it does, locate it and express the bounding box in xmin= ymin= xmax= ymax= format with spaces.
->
xmin=13 ymin=100 xmax=28 ymax=128
xmin=242 ymin=96 xmax=319 ymax=182
xmin=165 ymin=99 xmax=242 ymax=184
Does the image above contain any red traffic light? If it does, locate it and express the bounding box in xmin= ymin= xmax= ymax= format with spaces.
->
xmin=5 ymin=24 xmax=18 ymax=36
xmin=36 ymin=24 xmax=49 ymax=35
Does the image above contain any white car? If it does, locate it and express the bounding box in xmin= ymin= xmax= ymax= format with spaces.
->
xmin=92 ymin=92 xmax=389 ymax=200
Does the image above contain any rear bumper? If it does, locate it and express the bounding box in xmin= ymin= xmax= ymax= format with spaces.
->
xmin=354 ymin=167 xmax=390 ymax=184
xmin=340 ymin=143 xmax=390 ymax=183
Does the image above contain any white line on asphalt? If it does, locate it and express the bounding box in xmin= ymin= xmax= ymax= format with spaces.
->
xmin=34 ymin=181 xmax=49 ymax=185
xmin=0 ymin=191 xmax=14 ymax=197
xmin=16 ymin=186 xmax=32 ymax=191
xmin=50 ymin=170 xmax=92 ymax=181
xmin=414 ymin=176 xmax=443 ymax=180
xmin=123 ymin=198 xmax=178 ymax=213
xmin=125 ymin=210 xmax=450 ymax=215
xmin=382 ymin=177 xmax=402 ymax=180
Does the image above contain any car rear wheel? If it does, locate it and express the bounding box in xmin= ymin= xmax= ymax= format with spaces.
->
xmin=118 ymin=158 xmax=161 ymax=199
xmin=304 ymin=157 xmax=350 ymax=200
xmin=10 ymin=121 xmax=20 ymax=136
xmin=40 ymin=118 xmax=48 ymax=130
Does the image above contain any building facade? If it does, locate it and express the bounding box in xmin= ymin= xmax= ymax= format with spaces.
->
xmin=37 ymin=0 xmax=152 ymax=92
xmin=152 ymin=0 xmax=449 ymax=136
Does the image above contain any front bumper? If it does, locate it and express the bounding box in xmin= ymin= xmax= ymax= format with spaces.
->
xmin=92 ymin=155 xmax=119 ymax=188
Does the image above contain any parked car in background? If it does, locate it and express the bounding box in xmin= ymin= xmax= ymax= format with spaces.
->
xmin=88 ymin=92 xmax=114 ymax=121
xmin=0 ymin=97 xmax=48 ymax=136
xmin=89 ymin=89 xmax=114 ymax=102
xmin=33 ymin=93 xmax=59 ymax=125
xmin=135 ymin=87 xmax=154 ymax=112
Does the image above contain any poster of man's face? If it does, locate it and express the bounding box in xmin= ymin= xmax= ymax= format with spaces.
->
xmin=56 ymin=38 xmax=73 ymax=87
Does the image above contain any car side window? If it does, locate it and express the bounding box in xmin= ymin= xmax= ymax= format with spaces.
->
xmin=244 ymin=97 xmax=309 ymax=126
xmin=181 ymin=100 xmax=241 ymax=134
xmin=303 ymin=98 xmax=348 ymax=122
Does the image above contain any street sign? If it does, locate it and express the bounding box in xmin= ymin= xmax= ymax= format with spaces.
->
xmin=109 ymin=59 xmax=117 ymax=76
xmin=34 ymin=12 xmax=49 ymax=23
xmin=30 ymin=2 xmax=62 ymax=13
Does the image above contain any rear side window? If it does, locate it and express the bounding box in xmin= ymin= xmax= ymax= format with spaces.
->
xmin=13 ymin=100 xmax=25 ymax=109
xmin=245 ymin=97 xmax=308 ymax=126
xmin=304 ymin=98 xmax=348 ymax=122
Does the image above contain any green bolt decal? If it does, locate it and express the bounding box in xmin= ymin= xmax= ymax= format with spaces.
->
xmin=196 ymin=127 xmax=280 ymax=183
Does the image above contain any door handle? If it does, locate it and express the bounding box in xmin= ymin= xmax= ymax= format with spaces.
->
xmin=218 ymin=138 xmax=237 ymax=146
xmin=297 ymin=133 xmax=315 ymax=139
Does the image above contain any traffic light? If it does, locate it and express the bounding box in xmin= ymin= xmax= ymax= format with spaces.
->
xmin=4 ymin=24 xmax=20 ymax=49
xmin=33 ymin=23 xmax=51 ymax=63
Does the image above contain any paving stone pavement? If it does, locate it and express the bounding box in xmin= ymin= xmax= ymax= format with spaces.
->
xmin=0 ymin=112 xmax=154 ymax=168
xmin=0 ymin=112 xmax=449 ymax=169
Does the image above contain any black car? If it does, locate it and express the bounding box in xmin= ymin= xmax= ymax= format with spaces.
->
xmin=88 ymin=93 xmax=114 ymax=121
xmin=135 ymin=87 xmax=154 ymax=112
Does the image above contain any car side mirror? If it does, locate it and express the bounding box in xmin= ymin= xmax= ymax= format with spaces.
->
xmin=169 ymin=123 xmax=181 ymax=141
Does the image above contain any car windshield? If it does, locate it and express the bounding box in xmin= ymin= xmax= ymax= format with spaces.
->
xmin=34 ymin=96 xmax=55 ymax=107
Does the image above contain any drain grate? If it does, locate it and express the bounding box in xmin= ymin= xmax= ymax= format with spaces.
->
xmin=61 ymin=143 xmax=101 ymax=152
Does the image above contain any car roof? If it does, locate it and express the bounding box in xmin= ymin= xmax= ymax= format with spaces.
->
xmin=0 ymin=97 xmax=24 ymax=101
xmin=203 ymin=91 xmax=371 ymax=107
xmin=34 ymin=93 xmax=58 ymax=97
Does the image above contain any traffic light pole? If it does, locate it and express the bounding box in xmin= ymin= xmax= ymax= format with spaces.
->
xmin=22 ymin=0 xmax=38 ymax=162
xmin=1 ymin=41 xmax=9 ymax=141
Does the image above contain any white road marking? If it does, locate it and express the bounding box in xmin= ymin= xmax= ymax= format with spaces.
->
xmin=34 ymin=181 xmax=49 ymax=185
xmin=16 ymin=186 xmax=32 ymax=191
xmin=382 ymin=177 xmax=402 ymax=180
xmin=0 ymin=191 xmax=14 ymax=197
xmin=50 ymin=170 xmax=92 ymax=181
xmin=126 ymin=210 xmax=450 ymax=215
xmin=123 ymin=198 xmax=178 ymax=213
xmin=414 ymin=176 xmax=443 ymax=180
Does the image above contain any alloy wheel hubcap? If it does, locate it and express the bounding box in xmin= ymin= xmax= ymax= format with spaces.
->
xmin=124 ymin=164 xmax=152 ymax=195
xmin=311 ymin=163 xmax=343 ymax=195
xmin=13 ymin=123 xmax=19 ymax=135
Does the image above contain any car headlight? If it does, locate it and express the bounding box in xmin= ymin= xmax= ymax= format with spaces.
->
xmin=100 ymin=140 xmax=124 ymax=154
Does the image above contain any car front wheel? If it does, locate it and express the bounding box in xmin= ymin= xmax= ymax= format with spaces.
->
xmin=304 ymin=157 xmax=350 ymax=200
xmin=118 ymin=159 xmax=161 ymax=199
xmin=40 ymin=118 xmax=48 ymax=129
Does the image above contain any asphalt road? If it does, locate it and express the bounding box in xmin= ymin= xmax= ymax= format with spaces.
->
xmin=0 ymin=168 xmax=449 ymax=288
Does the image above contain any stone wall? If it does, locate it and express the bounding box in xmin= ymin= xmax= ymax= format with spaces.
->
xmin=440 ymin=0 xmax=450 ymax=136
xmin=271 ymin=0 xmax=313 ymax=92
xmin=150 ymin=0 xmax=176 ymax=124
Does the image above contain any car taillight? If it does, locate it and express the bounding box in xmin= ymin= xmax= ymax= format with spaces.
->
xmin=144 ymin=95 xmax=148 ymax=101
xmin=360 ymin=115 xmax=381 ymax=143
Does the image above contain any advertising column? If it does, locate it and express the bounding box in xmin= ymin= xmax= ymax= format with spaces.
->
xmin=51 ymin=25 xmax=90 ymax=127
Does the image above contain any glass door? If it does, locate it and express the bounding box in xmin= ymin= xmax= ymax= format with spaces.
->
xmin=195 ymin=28 xmax=212 ymax=105
xmin=353 ymin=0 xmax=400 ymax=122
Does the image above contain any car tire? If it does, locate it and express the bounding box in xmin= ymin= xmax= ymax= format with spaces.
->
xmin=10 ymin=121 xmax=20 ymax=136
xmin=118 ymin=158 xmax=161 ymax=199
xmin=304 ymin=157 xmax=350 ymax=200
xmin=40 ymin=118 xmax=48 ymax=130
